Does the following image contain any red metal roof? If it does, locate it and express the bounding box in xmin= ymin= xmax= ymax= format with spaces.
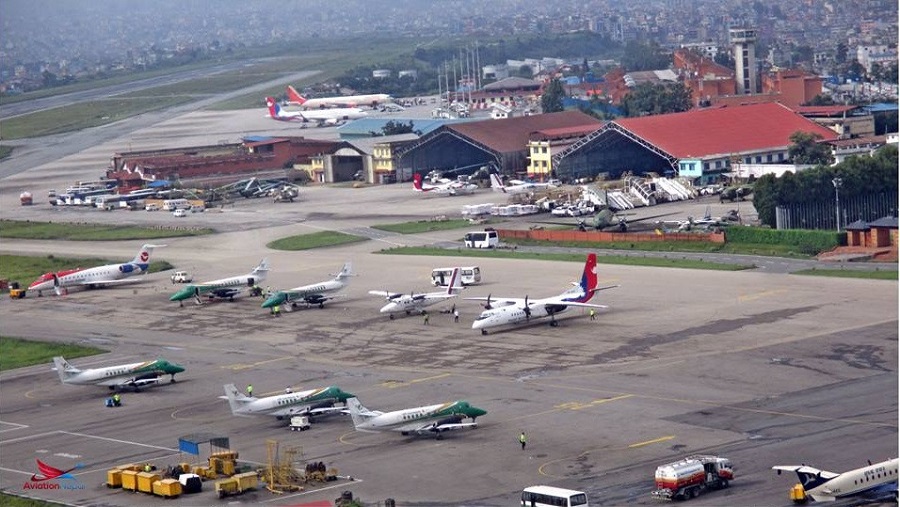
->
xmin=615 ymin=102 xmax=839 ymax=158
xmin=448 ymin=111 xmax=601 ymax=154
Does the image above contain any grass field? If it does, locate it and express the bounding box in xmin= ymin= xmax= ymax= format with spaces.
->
xmin=0 ymin=220 xmax=213 ymax=240
xmin=0 ymin=336 xmax=106 ymax=371
xmin=0 ymin=254 xmax=173 ymax=286
xmin=371 ymin=219 xmax=481 ymax=234
xmin=376 ymin=246 xmax=754 ymax=271
xmin=0 ymin=493 xmax=65 ymax=507
xmin=792 ymin=268 xmax=898 ymax=280
xmin=267 ymin=231 xmax=368 ymax=251
xmin=502 ymin=237 xmax=814 ymax=258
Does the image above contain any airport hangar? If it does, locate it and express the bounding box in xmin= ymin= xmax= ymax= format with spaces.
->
xmin=390 ymin=102 xmax=841 ymax=185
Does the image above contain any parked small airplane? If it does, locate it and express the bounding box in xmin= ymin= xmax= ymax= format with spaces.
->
xmin=489 ymin=173 xmax=558 ymax=194
xmin=346 ymin=397 xmax=486 ymax=438
xmin=265 ymin=97 xmax=367 ymax=126
xmin=286 ymin=85 xmax=393 ymax=109
xmin=29 ymin=244 xmax=163 ymax=296
xmin=467 ymin=253 xmax=616 ymax=334
xmin=223 ymin=383 xmax=354 ymax=420
xmin=773 ymin=458 xmax=898 ymax=503
xmin=53 ymin=356 xmax=184 ymax=391
xmin=261 ymin=262 xmax=353 ymax=310
xmin=170 ymin=259 xmax=269 ymax=306
xmin=412 ymin=173 xmax=478 ymax=196
xmin=368 ymin=267 xmax=463 ymax=319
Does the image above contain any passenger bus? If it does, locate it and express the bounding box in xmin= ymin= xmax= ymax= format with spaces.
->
xmin=522 ymin=486 xmax=589 ymax=507
xmin=463 ymin=229 xmax=499 ymax=249
xmin=431 ymin=266 xmax=481 ymax=286
xmin=162 ymin=198 xmax=191 ymax=211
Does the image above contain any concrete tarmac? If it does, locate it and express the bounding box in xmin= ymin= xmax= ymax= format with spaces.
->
xmin=0 ymin=105 xmax=897 ymax=507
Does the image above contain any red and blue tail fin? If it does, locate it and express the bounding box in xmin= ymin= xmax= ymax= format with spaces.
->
xmin=413 ymin=173 xmax=424 ymax=191
xmin=575 ymin=253 xmax=598 ymax=302
xmin=265 ymin=97 xmax=284 ymax=119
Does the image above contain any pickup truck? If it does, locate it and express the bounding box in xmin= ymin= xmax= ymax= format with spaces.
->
xmin=171 ymin=271 xmax=193 ymax=284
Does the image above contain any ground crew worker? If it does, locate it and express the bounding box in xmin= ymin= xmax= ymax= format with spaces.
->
xmin=273 ymin=305 xmax=281 ymax=317
xmin=112 ymin=393 xmax=121 ymax=406
xmin=285 ymin=386 xmax=292 ymax=394
xmin=265 ymin=286 xmax=272 ymax=297
xmin=144 ymin=463 xmax=152 ymax=473
xmin=453 ymin=309 xmax=460 ymax=323
xmin=519 ymin=431 xmax=527 ymax=450
xmin=589 ymin=308 xmax=596 ymax=321
xmin=247 ymin=384 xmax=253 ymax=396
xmin=423 ymin=312 xmax=430 ymax=325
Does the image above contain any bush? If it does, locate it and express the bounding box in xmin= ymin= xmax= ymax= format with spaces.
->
xmin=726 ymin=227 xmax=844 ymax=253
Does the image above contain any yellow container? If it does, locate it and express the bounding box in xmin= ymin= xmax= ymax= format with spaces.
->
xmin=121 ymin=470 xmax=139 ymax=491
xmin=205 ymin=467 xmax=218 ymax=479
xmin=136 ymin=471 xmax=160 ymax=493
xmin=234 ymin=471 xmax=258 ymax=490
xmin=222 ymin=459 xmax=235 ymax=476
xmin=209 ymin=457 xmax=221 ymax=473
xmin=152 ymin=478 xmax=183 ymax=498
xmin=192 ymin=465 xmax=207 ymax=476
xmin=116 ymin=463 xmax=140 ymax=471
xmin=179 ymin=462 xmax=191 ymax=474
xmin=106 ymin=469 xmax=123 ymax=488
xmin=212 ymin=450 xmax=238 ymax=461
xmin=790 ymin=483 xmax=808 ymax=503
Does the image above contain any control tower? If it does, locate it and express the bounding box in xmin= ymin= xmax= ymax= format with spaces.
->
xmin=730 ymin=27 xmax=757 ymax=94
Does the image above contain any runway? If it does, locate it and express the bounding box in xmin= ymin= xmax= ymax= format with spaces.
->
xmin=0 ymin=99 xmax=896 ymax=506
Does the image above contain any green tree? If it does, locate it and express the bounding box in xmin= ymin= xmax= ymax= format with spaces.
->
xmin=541 ymin=78 xmax=565 ymax=113
xmin=788 ymin=131 xmax=834 ymax=165
xmin=620 ymin=82 xmax=692 ymax=117
xmin=621 ymin=41 xmax=671 ymax=71
xmin=381 ymin=120 xmax=415 ymax=136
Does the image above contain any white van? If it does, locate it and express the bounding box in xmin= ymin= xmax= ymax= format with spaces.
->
xmin=431 ymin=266 xmax=481 ymax=286
xmin=464 ymin=229 xmax=499 ymax=249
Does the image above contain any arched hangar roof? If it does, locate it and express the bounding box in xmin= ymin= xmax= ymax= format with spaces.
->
xmin=554 ymin=102 xmax=841 ymax=177
xmin=399 ymin=111 xmax=600 ymax=175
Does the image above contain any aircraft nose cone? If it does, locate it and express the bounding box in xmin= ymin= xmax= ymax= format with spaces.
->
xmin=261 ymin=293 xmax=286 ymax=308
xmin=471 ymin=407 xmax=487 ymax=417
xmin=169 ymin=287 xmax=192 ymax=301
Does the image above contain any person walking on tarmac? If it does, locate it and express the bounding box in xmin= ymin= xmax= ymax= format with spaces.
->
xmin=246 ymin=384 xmax=253 ymax=397
xmin=519 ymin=431 xmax=527 ymax=450
xmin=423 ymin=312 xmax=430 ymax=325
xmin=589 ymin=308 xmax=596 ymax=321
xmin=453 ymin=309 xmax=460 ymax=323
xmin=112 ymin=393 xmax=121 ymax=407
xmin=273 ymin=304 xmax=281 ymax=317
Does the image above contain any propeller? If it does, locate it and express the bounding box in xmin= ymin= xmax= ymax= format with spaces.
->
xmin=523 ymin=295 xmax=531 ymax=320
xmin=483 ymin=293 xmax=492 ymax=310
xmin=193 ymin=286 xmax=202 ymax=305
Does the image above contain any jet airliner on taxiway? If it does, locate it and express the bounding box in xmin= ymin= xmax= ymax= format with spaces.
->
xmin=29 ymin=244 xmax=163 ymax=295
xmin=261 ymin=262 xmax=353 ymax=311
xmin=265 ymin=97 xmax=367 ymax=126
xmin=286 ymin=85 xmax=393 ymax=109
xmin=170 ymin=259 xmax=269 ymax=306
xmin=773 ymin=458 xmax=899 ymax=503
xmin=223 ymin=383 xmax=354 ymax=420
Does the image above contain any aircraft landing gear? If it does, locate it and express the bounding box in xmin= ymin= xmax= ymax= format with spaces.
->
xmin=389 ymin=314 xmax=395 ymax=320
xmin=481 ymin=329 xmax=488 ymax=335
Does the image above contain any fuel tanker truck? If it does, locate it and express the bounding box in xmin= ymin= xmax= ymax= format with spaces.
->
xmin=651 ymin=455 xmax=734 ymax=500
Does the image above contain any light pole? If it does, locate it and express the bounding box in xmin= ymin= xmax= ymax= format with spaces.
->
xmin=832 ymin=177 xmax=843 ymax=231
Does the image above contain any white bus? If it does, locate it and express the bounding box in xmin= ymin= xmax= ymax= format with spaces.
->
xmin=162 ymin=198 xmax=190 ymax=211
xmin=521 ymin=486 xmax=589 ymax=507
xmin=431 ymin=266 xmax=481 ymax=286
xmin=463 ymin=229 xmax=499 ymax=249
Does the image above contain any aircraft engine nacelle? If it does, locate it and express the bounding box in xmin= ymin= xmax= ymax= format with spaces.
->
xmin=247 ymin=278 xmax=255 ymax=287
xmin=118 ymin=264 xmax=136 ymax=273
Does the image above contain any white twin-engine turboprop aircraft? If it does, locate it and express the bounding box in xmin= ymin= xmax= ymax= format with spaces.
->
xmin=368 ymin=267 xmax=463 ymax=319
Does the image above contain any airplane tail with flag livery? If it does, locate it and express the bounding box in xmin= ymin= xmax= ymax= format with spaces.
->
xmin=334 ymin=262 xmax=353 ymax=280
xmin=446 ymin=267 xmax=463 ymax=295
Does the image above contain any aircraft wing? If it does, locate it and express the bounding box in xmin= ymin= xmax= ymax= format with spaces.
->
xmin=99 ymin=375 xmax=162 ymax=388
xmin=207 ymin=287 xmax=243 ymax=299
xmin=74 ymin=278 xmax=142 ymax=286
xmin=406 ymin=421 xmax=478 ymax=434
xmin=538 ymin=297 xmax=609 ymax=309
xmin=464 ymin=296 xmax=524 ymax=307
xmin=308 ymin=406 xmax=345 ymax=416
xmin=369 ymin=290 xmax=403 ymax=299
